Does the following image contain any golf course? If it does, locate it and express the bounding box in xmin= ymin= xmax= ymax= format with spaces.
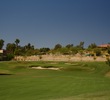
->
xmin=0 ymin=61 xmax=110 ymax=100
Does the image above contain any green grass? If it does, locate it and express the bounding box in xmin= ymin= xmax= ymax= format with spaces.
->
xmin=0 ymin=61 xmax=110 ymax=100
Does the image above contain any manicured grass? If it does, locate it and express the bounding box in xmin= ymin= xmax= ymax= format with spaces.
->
xmin=0 ymin=61 xmax=110 ymax=100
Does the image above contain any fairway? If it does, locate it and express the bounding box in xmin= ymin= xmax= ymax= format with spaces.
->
xmin=0 ymin=61 xmax=110 ymax=100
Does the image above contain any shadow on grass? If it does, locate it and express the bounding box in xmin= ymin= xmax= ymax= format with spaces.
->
xmin=0 ymin=73 xmax=13 ymax=75
xmin=0 ymin=70 xmax=13 ymax=75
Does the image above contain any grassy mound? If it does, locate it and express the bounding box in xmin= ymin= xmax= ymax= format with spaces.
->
xmin=0 ymin=69 xmax=12 ymax=75
xmin=61 ymin=63 xmax=95 ymax=72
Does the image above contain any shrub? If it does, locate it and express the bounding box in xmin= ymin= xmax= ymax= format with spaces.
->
xmin=106 ymin=56 xmax=110 ymax=66
xmin=94 ymin=48 xmax=102 ymax=56
xmin=5 ymin=54 xmax=14 ymax=61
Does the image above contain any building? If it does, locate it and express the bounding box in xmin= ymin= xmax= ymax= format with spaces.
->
xmin=0 ymin=49 xmax=7 ymax=54
xmin=0 ymin=50 xmax=4 ymax=53
xmin=0 ymin=49 xmax=7 ymax=61
xmin=98 ymin=44 xmax=110 ymax=49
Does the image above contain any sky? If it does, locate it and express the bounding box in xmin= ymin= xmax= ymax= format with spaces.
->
xmin=0 ymin=0 xmax=110 ymax=49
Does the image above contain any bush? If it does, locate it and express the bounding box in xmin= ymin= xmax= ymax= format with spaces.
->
xmin=106 ymin=56 xmax=110 ymax=66
xmin=0 ymin=56 xmax=3 ymax=61
xmin=108 ymin=47 xmax=110 ymax=54
xmin=94 ymin=48 xmax=102 ymax=56
xmin=5 ymin=54 xmax=14 ymax=61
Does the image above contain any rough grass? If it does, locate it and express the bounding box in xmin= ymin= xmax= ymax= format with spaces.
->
xmin=0 ymin=61 xmax=110 ymax=100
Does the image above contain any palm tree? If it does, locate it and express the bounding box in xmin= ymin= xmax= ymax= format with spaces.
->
xmin=0 ymin=39 xmax=4 ymax=49
xmin=15 ymin=39 xmax=20 ymax=47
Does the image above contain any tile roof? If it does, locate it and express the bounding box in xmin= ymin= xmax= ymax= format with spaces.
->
xmin=98 ymin=44 xmax=110 ymax=48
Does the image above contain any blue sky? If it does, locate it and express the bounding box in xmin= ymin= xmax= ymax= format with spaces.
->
xmin=0 ymin=0 xmax=110 ymax=48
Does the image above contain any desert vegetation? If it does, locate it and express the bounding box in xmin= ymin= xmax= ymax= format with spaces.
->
xmin=0 ymin=39 xmax=110 ymax=61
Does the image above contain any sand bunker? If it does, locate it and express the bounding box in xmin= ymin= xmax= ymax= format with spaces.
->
xmin=31 ymin=66 xmax=60 ymax=70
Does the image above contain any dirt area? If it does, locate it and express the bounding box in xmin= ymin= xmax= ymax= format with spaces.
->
xmin=15 ymin=55 xmax=107 ymax=62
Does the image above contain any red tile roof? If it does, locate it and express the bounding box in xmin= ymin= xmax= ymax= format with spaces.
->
xmin=98 ymin=44 xmax=110 ymax=48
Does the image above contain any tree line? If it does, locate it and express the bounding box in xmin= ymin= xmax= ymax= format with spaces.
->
xmin=0 ymin=38 xmax=110 ymax=61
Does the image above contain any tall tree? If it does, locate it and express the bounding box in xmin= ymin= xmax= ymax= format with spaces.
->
xmin=15 ymin=39 xmax=20 ymax=47
xmin=76 ymin=41 xmax=84 ymax=49
xmin=88 ymin=43 xmax=97 ymax=49
xmin=66 ymin=44 xmax=73 ymax=49
xmin=25 ymin=43 xmax=32 ymax=50
xmin=0 ymin=39 xmax=4 ymax=49
xmin=54 ymin=44 xmax=62 ymax=50
xmin=6 ymin=43 xmax=16 ymax=54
